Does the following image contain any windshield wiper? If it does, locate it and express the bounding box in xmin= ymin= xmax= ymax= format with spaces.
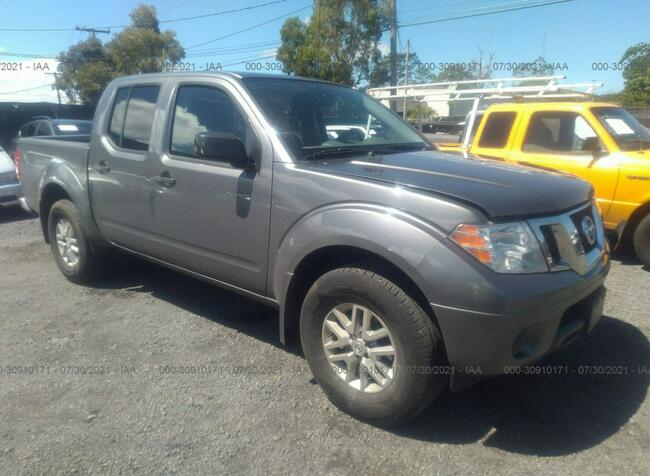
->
xmin=370 ymin=143 xmax=431 ymax=154
xmin=306 ymin=147 xmax=371 ymax=160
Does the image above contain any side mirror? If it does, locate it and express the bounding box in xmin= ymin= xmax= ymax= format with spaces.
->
xmin=583 ymin=137 xmax=607 ymax=167
xmin=194 ymin=132 xmax=255 ymax=169
xmin=583 ymin=136 xmax=606 ymax=156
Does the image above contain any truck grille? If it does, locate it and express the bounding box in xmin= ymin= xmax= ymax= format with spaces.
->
xmin=528 ymin=203 xmax=606 ymax=275
xmin=570 ymin=206 xmax=598 ymax=254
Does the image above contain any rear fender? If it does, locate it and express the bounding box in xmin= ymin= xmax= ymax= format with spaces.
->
xmin=38 ymin=159 xmax=107 ymax=246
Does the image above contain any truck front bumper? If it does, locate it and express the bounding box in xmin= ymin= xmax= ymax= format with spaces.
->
xmin=0 ymin=181 xmax=21 ymax=204
xmin=428 ymin=251 xmax=610 ymax=391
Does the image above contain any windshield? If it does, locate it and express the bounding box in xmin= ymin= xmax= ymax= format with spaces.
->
xmin=591 ymin=107 xmax=650 ymax=151
xmin=53 ymin=121 xmax=93 ymax=135
xmin=242 ymin=78 xmax=430 ymax=160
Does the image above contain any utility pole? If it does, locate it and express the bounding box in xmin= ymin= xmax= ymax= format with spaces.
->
xmin=75 ymin=26 xmax=111 ymax=38
xmin=389 ymin=0 xmax=397 ymax=112
xmin=45 ymin=72 xmax=62 ymax=106
xmin=403 ymin=39 xmax=409 ymax=120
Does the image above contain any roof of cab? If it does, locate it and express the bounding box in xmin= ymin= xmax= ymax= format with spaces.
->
xmin=110 ymin=71 xmax=351 ymax=88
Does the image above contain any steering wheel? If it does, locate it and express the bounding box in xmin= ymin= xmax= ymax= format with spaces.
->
xmin=336 ymin=128 xmax=366 ymax=144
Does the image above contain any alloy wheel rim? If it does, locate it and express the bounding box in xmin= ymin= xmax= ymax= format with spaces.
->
xmin=55 ymin=218 xmax=79 ymax=267
xmin=321 ymin=303 xmax=397 ymax=393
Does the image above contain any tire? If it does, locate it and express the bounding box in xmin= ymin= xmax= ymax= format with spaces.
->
xmin=48 ymin=199 xmax=108 ymax=284
xmin=633 ymin=214 xmax=650 ymax=268
xmin=300 ymin=266 xmax=447 ymax=426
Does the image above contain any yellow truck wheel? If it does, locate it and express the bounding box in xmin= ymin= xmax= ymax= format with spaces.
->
xmin=633 ymin=214 xmax=650 ymax=268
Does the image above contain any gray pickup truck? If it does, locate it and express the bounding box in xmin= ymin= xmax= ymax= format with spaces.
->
xmin=18 ymin=72 xmax=610 ymax=425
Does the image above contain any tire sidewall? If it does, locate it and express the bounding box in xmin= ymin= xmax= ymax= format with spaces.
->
xmin=300 ymin=269 xmax=440 ymax=422
xmin=633 ymin=215 xmax=650 ymax=267
xmin=48 ymin=201 xmax=89 ymax=280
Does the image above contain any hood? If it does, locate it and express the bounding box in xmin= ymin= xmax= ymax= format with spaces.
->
xmin=300 ymin=150 xmax=593 ymax=219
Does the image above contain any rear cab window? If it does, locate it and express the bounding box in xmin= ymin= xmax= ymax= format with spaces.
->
xmin=107 ymin=85 xmax=160 ymax=151
xmin=478 ymin=112 xmax=517 ymax=148
xmin=472 ymin=111 xmax=518 ymax=160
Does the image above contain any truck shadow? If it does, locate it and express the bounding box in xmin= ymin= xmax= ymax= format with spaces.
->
xmin=0 ymin=204 xmax=36 ymax=224
xmin=94 ymin=254 xmax=649 ymax=457
xmin=391 ymin=315 xmax=650 ymax=456
xmin=94 ymin=254 xmax=301 ymax=355
xmin=611 ymin=246 xmax=649 ymax=271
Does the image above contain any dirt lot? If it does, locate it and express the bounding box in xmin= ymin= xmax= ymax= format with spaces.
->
xmin=1 ymin=205 xmax=649 ymax=475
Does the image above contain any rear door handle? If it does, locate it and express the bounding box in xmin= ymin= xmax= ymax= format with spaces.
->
xmin=152 ymin=174 xmax=176 ymax=187
xmin=96 ymin=161 xmax=110 ymax=174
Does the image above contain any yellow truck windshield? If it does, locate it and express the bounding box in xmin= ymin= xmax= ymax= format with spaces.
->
xmin=591 ymin=106 xmax=650 ymax=151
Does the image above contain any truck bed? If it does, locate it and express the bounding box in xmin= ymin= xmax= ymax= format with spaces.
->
xmin=18 ymin=135 xmax=91 ymax=213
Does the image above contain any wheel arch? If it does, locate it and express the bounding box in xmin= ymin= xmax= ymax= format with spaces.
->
xmin=622 ymin=201 xmax=650 ymax=242
xmin=39 ymin=182 xmax=72 ymax=243
xmin=279 ymin=244 xmax=441 ymax=346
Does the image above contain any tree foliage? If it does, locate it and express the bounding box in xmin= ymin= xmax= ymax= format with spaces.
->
xmin=277 ymin=0 xmax=389 ymax=86
xmin=368 ymin=52 xmax=436 ymax=88
xmin=55 ymin=4 xmax=184 ymax=107
xmin=620 ymin=42 xmax=650 ymax=107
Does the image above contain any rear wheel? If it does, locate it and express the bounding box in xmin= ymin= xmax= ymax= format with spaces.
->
xmin=48 ymin=199 xmax=108 ymax=283
xmin=300 ymin=266 xmax=448 ymax=426
xmin=633 ymin=214 xmax=650 ymax=268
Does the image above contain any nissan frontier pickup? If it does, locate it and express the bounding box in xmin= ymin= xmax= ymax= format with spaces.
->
xmin=17 ymin=73 xmax=610 ymax=425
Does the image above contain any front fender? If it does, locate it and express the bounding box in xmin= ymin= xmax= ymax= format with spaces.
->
xmin=272 ymin=203 xmax=447 ymax=340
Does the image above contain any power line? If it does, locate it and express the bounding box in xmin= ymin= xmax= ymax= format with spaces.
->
xmin=186 ymin=4 xmax=312 ymax=50
xmin=400 ymin=0 xmax=551 ymax=23
xmin=0 ymin=83 xmax=53 ymax=95
xmin=0 ymin=40 xmax=281 ymax=61
xmin=157 ymin=0 xmax=288 ymax=25
xmin=0 ymin=0 xmax=291 ymax=32
xmin=399 ymin=0 xmax=578 ymax=29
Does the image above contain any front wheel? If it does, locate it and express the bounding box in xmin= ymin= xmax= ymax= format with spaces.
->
xmin=48 ymin=199 xmax=108 ymax=284
xmin=633 ymin=214 xmax=650 ymax=268
xmin=300 ymin=266 xmax=448 ymax=426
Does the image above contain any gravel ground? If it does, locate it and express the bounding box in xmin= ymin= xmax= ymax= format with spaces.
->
xmin=1 ymin=205 xmax=649 ymax=475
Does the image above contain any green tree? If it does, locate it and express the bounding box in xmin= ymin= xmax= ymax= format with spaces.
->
xmin=106 ymin=4 xmax=184 ymax=75
xmin=277 ymin=0 xmax=389 ymax=85
xmin=405 ymin=102 xmax=436 ymax=122
xmin=368 ymin=51 xmax=436 ymax=88
xmin=56 ymin=4 xmax=184 ymax=107
xmin=620 ymin=42 xmax=650 ymax=107
xmin=55 ymin=36 xmax=113 ymax=106
xmin=512 ymin=55 xmax=556 ymax=78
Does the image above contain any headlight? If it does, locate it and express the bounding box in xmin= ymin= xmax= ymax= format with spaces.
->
xmin=449 ymin=222 xmax=548 ymax=273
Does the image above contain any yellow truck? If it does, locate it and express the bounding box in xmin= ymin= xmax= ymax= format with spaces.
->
xmin=437 ymin=102 xmax=650 ymax=267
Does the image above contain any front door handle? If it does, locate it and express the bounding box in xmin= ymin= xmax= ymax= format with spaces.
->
xmin=152 ymin=174 xmax=176 ymax=187
xmin=96 ymin=161 xmax=110 ymax=174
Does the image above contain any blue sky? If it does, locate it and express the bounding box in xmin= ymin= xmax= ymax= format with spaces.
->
xmin=0 ymin=0 xmax=647 ymax=98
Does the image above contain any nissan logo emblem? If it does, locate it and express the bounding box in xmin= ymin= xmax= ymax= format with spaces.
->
xmin=581 ymin=216 xmax=597 ymax=246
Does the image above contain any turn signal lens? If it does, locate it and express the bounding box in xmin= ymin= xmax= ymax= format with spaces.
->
xmin=449 ymin=224 xmax=492 ymax=264
xmin=450 ymin=222 xmax=548 ymax=274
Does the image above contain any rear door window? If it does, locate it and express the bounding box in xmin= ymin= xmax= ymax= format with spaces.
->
xmin=21 ymin=122 xmax=37 ymax=137
xmin=108 ymin=85 xmax=160 ymax=151
xmin=477 ymin=112 xmax=517 ymax=148
xmin=108 ymin=88 xmax=130 ymax=146
xmin=35 ymin=121 xmax=53 ymax=136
